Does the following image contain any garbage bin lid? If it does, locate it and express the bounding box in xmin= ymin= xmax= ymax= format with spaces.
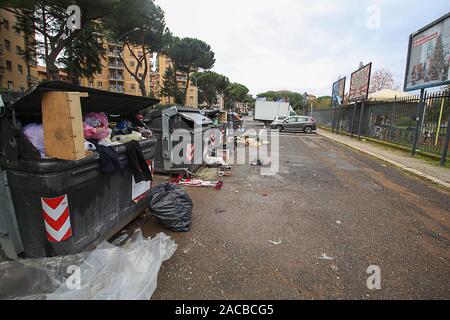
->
xmin=203 ymin=109 xmax=221 ymax=118
xmin=179 ymin=111 xmax=212 ymax=125
xmin=9 ymin=81 xmax=160 ymax=116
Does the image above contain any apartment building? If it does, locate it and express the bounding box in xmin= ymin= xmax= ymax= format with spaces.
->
xmin=1 ymin=11 xmax=198 ymax=106
xmin=0 ymin=8 xmax=38 ymax=91
xmin=150 ymin=53 xmax=198 ymax=108
xmin=78 ymin=39 xmax=152 ymax=96
xmin=36 ymin=65 xmax=68 ymax=82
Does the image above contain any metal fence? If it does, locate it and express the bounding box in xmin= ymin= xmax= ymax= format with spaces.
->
xmin=308 ymin=89 xmax=450 ymax=163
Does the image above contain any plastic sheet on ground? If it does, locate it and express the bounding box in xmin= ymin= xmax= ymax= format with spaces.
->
xmin=0 ymin=230 xmax=177 ymax=300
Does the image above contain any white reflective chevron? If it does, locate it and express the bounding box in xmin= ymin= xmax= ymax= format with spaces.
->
xmin=45 ymin=217 xmax=71 ymax=242
xmin=41 ymin=196 xmax=68 ymax=221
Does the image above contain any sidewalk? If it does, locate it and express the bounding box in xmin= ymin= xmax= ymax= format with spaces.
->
xmin=317 ymin=129 xmax=450 ymax=190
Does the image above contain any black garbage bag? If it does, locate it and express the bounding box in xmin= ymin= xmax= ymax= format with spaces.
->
xmin=147 ymin=183 xmax=193 ymax=232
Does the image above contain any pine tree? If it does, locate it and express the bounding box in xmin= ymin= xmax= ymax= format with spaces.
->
xmin=428 ymin=35 xmax=445 ymax=81
xmin=58 ymin=23 xmax=105 ymax=84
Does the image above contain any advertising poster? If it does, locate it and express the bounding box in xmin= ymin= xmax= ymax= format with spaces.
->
xmin=348 ymin=63 xmax=372 ymax=102
xmin=404 ymin=13 xmax=450 ymax=91
xmin=331 ymin=77 xmax=346 ymax=106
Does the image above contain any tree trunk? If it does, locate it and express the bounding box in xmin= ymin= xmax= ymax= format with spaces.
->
xmin=42 ymin=6 xmax=50 ymax=81
xmin=46 ymin=59 xmax=61 ymax=81
xmin=139 ymin=78 xmax=147 ymax=96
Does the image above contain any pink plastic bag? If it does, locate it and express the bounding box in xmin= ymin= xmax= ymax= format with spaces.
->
xmin=83 ymin=112 xmax=110 ymax=140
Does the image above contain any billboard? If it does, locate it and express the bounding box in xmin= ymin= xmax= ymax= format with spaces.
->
xmin=348 ymin=63 xmax=372 ymax=102
xmin=404 ymin=13 xmax=450 ymax=92
xmin=331 ymin=77 xmax=346 ymax=106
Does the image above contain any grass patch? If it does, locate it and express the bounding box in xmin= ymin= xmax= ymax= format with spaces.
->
xmin=317 ymin=125 xmax=450 ymax=167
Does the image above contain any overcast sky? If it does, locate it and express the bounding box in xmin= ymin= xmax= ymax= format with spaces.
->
xmin=156 ymin=0 xmax=450 ymax=97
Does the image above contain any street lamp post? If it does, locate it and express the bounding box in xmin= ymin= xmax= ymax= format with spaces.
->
xmin=189 ymin=73 xmax=209 ymax=108
xmin=190 ymin=73 xmax=208 ymax=87
xmin=118 ymin=27 xmax=141 ymax=41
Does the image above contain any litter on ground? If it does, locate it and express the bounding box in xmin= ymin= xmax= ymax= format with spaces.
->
xmin=269 ymin=240 xmax=282 ymax=245
xmin=319 ymin=253 xmax=334 ymax=260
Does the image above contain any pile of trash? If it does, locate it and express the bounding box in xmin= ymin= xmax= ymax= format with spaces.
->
xmin=231 ymin=135 xmax=270 ymax=148
xmin=0 ymin=230 xmax=176 ymax=300
xmin=21 ymin=112 xmax=152 ymax=159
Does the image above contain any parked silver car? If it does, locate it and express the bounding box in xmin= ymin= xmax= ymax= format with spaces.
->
xmin=270 ymin=116 xmax=317 ymax=133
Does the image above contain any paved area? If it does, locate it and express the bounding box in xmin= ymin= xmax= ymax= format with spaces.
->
xmin=136 ymin=119 xmax=449 ymax=299
xmin=317 ymin=128 xmax=450 ymax=189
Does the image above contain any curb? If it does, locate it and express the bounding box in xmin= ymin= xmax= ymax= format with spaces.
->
xmin=317 ymin=131 xmax=450 ymax=190
xmin=317 ymin=125 xmax=443 ymax=162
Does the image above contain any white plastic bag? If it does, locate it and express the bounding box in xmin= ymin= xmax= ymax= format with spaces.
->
xmin=0 ymin=231 xmax=177 ymax=300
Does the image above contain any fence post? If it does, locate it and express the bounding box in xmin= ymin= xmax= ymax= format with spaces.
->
xmin=358 ymin=100 xmax=365 ymax=140
xmin=332 ymin=106 xmax=336 ymax=133
xmin=440 ymin=112 xmax=450 ymax=167
xmin=350 ymin=103 xmax=357 ymax=138
xmin=412 ymin=89 xmax=425 ymax=155
xmin=336 ymin=106 xmax=341 ymax=134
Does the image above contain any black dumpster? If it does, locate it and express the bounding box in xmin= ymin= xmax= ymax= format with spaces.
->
xmin=0 ymin=81 xmax=159 ymax=258
xmin=146 ymin=106 xmax=220 ymax=174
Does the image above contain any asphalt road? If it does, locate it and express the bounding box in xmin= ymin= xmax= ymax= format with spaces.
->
xmin=141 ymin=118 xmax=450 ymax=299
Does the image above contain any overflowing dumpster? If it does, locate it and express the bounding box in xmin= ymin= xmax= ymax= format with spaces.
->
xmin=0 ymin=81 xmax=159 ymax=258
xmin=146 ymin=106 xmax=222 ymax=174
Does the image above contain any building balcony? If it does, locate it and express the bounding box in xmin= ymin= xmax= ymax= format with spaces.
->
xmin=109 ymin=87 xmax=124 ymax=93
xmin=107 ymin=51 xmax=120 ymax=58
xmin=109 ymin=75 xmax=124 ymax=81
xmin=27 ymin=75 xmax=39 ymax=83
xmin=108 ymin=62 xmax=124 ymax=69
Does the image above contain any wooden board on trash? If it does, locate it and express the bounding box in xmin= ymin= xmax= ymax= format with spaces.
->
xmin=41 ymin=91 xmax=87 ymax=161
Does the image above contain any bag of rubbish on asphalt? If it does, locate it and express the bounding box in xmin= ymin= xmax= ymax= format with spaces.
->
xmin=0 ymin=230 xmax=177 ymax=300
xmin=147 ymin=183 xmax=193 ymax=232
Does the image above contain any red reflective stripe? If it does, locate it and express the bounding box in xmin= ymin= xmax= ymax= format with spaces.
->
xmin=43 ymin=208 xmax=69 ymax=231
xmin=47 ymin=228 xmax=72 ymax=243
xmin=43 ymin=195 xmax=66 ymax=210
xmin=41 ymin=194 xmax=72 ymax=243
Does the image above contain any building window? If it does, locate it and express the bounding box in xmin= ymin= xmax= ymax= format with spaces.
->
xmin=4 ymin=39 xmax=11 ymax=51
xmin=130 ymin=61 xmax=135 ymax=67
xmin=7 ymin=81 xmax=13 ymax=90
xmin=89 ymin=80 xmax=94 ymax=87
xmin=138 ymin=73 xmax=143 ymax=78
xmin=3 ymin=19 xmax=9 ymax=30
xmin=138 ymin=51 xmax=143 ymax=57
xmin=18 ymin=64 xmax=23 ymax=74
xmin=16 ymin=45 xmax=22 ymax=54
xmin=6 ymin=60 xmax=12 ymax=71
xmin=131 ymin=84 xmax=135 ymax=90
xmin=97 ymin=81 xmax=103 ymax=88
